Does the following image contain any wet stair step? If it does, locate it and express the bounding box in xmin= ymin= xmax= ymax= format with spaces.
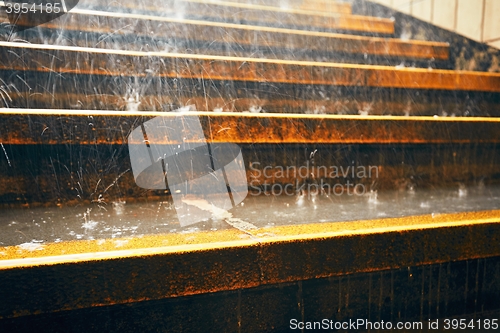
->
xmin=2 ymin=110 xmax=500 ymax=145
xmin=1 ymin=110 xmax=500 ymax=207
xmin=0 ymin=42 xmax=498 ymax=115
xmin=1 ymin=9 xmax=448 ymax=67
xmin=78 ymin=0 xmax=394 ymax=34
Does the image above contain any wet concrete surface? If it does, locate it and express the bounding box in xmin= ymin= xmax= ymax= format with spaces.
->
xmin=0 ymin=184 xmax=498 ymax=248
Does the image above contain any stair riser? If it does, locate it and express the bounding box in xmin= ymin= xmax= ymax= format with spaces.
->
xmin=4 ymin=72 xmax=499 ymax=116
xmin=1 ymin=113 xmax=499 ymax=206
xmin=1 ymin=142 xmax=498 ymax=207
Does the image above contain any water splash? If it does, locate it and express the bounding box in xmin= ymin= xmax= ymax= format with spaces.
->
xmin=358 ymin=102 xmax=372 ymax=116
xmin=407 ymin=183 xmax=416 ymax=194
xmin=113 ymin=200 xmax=126 ymax=215
xmin=458 ymin=183 xmax=468 ymax=197
xmin=395 ymin=61 xmax=405 ymax=69
xmin=82 ymin=220 xmax=98 ymax=230
xmin=17 ymin=241 xmax=44 ymax=252
xmin=368 ymin=190 xmax=378 ymax=204
xmin=125 ymin=89 xmax=141 ymax=111
xmin=306 ymin=105 xmax=326 ymax=114
xmin=249 ymin=105 xmax=262 ymax=113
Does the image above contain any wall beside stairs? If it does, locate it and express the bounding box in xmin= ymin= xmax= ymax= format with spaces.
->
xmin=369 ymin=0 xmax=500 ymax=49
xmin=354 ymin=0 xmax=500 ymax=72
